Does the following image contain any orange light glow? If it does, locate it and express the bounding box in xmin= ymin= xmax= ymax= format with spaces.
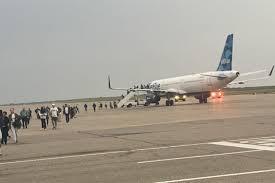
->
xmin=211 ymin=92 xmax=216 ymax=98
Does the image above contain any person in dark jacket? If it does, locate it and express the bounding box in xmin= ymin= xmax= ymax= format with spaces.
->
xmin=0 ymin=110 xmax=2 ymax=155
xmin=1 ymin=111 xmax=9 ymax=145
xmin=39 ymin=107 xmax=47 ymax=130
xmin=84 ymin=104 xmax=88 ymax=111
xmin=92 ymin=103 xmax=96 ymax=112
xmin=20 ymin=108 xmax=28 ymax=129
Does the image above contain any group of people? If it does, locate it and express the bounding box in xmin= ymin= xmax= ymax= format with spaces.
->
xmin=0 ymin=103 xmax=79 ymax=147
xmin=0 ymin=108 xmax=24 ymax=145
xmin=36 ymin=104 xmax=79 ymax=130
xmin=37 ymin=104 xmax=60 ymax=130
xmin=87 ymin=101 xmax=118 ymax=112
xmin=0 ymin=104 xmax=79 ymax=155
xmin=1 ymin=101 xmax=120 ymax=151
xmin=63 ymin=104 xmax=79 ymax=123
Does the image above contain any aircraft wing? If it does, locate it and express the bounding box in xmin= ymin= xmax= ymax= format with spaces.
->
xmin=229 ymin=65 xmax=274 ymax=85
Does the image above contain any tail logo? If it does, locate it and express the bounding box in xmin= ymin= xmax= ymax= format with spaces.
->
xmin=217 ymin=34 xmax=233 ymax=71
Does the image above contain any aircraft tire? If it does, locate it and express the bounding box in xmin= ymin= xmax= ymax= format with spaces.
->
xmin=169 ymin=100 xmax=174 ymax=106
xmin=166 ymin=100 xmax=170 ymax=106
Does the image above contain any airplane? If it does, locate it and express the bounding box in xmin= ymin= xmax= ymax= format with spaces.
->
xmin=108 ymin=34 xmax=274 ymax=106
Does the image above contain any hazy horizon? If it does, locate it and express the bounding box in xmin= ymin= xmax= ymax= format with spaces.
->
xmin=1 ymin=0 xmax=275 ymax=104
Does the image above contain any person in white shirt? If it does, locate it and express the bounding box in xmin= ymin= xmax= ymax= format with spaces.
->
xmin=64 ymin=104 xmax=70 ymax=123
xmin=50 ymin=104 xmax=58 ymax=130
xmin=8 ymin=108 xmax=20 ymax=143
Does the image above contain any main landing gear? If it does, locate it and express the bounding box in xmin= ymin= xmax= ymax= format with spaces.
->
xmin=199 ymin=98 xmax=208 ymax=104
xmin=195 ymin=93 xmax=210 ymax=104
xmin=165 ymin=99 xmax=174 ymax=106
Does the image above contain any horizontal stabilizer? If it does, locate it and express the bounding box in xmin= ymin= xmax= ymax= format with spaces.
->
xmin=229 ymin=65 xmax=274 ymax=85
xmin=200 ymin=74 xmax=228 ymax=79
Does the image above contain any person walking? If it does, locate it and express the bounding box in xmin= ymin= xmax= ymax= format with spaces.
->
xmin=109 ymin=102 xmax=113 ymax=109
xmin=46 ymin=107 xmax=50 ymax=126
xmin=1 ymin=111 xmax=10 ymax=145
xmin=35 ymin=108 xmax=40 ymax=119
xmin=84 ymin=104 xmax=88 ymax=111
xmin=0 ymin=110 xmax=2 ymax=155
xmin=28 ymin=108 xmax=32 ymax=119
xmin=64 ymin=104 xmax=70 ymax=123
xmin=8 ymin=108 xmax=21 ymax=143
xmin=99 ymin=103 xmax=103 ymax=110
xmin=113 ymin=101 xmax=118 ymax=109
xmin=20 ymin=108 xmax=28 ymax=129
xmin=39 ymin=107 xmax=47 ymax=130
xmin=50 ymin=104 xmax=58 ymax=130
xmin=92 ymin=103 xmax=96 ymax=112
xmin=26 ymin=108 xmax=31 ymax=125
xmin=0 ymin=111 xmax=1 ymax=155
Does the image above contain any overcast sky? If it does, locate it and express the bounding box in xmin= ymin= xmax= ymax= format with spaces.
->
xmin=0 ymin=0 xmax=274 ymax=104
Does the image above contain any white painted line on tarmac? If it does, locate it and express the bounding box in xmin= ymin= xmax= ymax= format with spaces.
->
xmin=133 ymin=142 xmax=208 ymax=152
xmin=1 ymin=135 xmax=273 ymax=166
xmin=0 ymin=150 xmax=128 ymax=165
xmin=211 ymin=141 xmax=275 ymax=151
xmin=138 ymin=149 xmax=261 ymax=164
xmin=0 ymin=142 xmax=208 ymax=166
xmin=154 ymin=168 xmax=275 ymax=183
xmin=231 ymin=135 xmax=275 ymax=142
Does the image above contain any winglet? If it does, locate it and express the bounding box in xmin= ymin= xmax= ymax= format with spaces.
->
xmin=108 ymin=75 xmax=112 ymax=89
xmin=269 ymin=65 xmax=274 ymax=76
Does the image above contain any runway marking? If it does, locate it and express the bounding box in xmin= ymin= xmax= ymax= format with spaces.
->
xmin=138 ymin=149 xmax=261 ymax=164
xmin=0 ymin=150 xmax=128 ymax=165
xmin=154 ymin=169 xmax=275 ymax=183
xmin=0 ymin=142 xmax=207 ymax=165
xmin=211 ymin=136 xmax=275 ymax=151
xmin=1 ymin=136 xmax=274 ymax=166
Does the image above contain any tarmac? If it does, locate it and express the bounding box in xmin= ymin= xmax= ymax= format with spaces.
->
xmin=1 ymin=94 xmax=275 ymax=183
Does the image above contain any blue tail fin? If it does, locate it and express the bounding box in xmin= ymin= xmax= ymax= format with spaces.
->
xmin=217 ymin=34 xmax=233 ymax=71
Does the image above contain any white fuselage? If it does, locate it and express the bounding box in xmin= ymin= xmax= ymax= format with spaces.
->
xmin=150 ymin=70 xmax=239 ymax=94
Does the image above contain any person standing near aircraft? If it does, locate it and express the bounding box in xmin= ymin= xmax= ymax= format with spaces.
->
xmin=113 ymin=101 xmax=118 ymax=109
xmin=50 ymin=104 xmax=58 ymax=130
